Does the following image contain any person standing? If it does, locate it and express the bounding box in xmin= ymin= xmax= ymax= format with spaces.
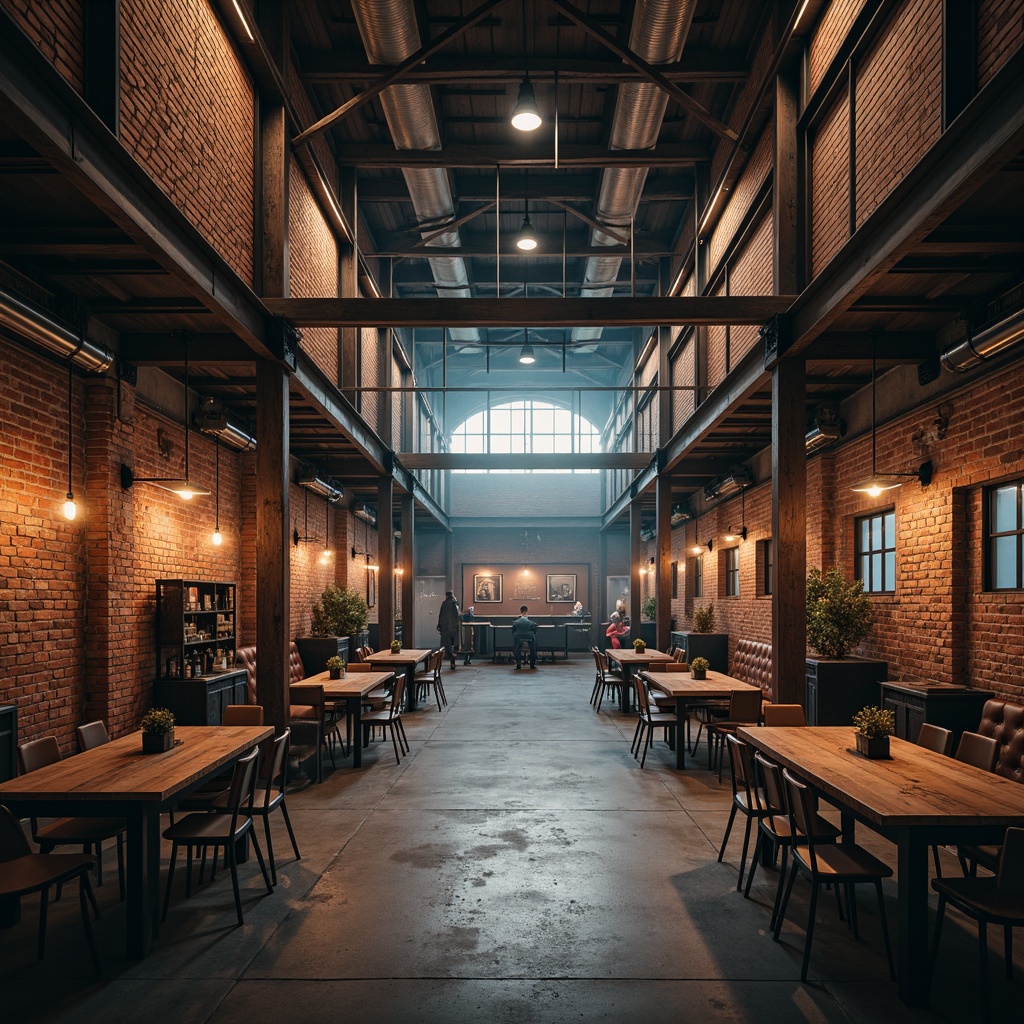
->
xmin=512 ymin=605 xmax=538 ymax=670
xmin=437 ymin=590 xmax=461 ymax=670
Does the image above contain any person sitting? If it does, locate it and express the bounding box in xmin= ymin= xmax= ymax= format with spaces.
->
xmin=606 ymin=612 xmax=629 ymax=649
xmin=511 ymin=605 xmax=538 ymax=670
xmin=572 ymin=601 xmax=586 ymax=618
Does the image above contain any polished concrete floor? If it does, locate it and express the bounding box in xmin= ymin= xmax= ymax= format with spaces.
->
xmin=2 ymin=658 xmax=1019 ymax=1022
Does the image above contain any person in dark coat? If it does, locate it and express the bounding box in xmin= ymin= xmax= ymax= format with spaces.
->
xmin=437 ymin=591 xmax=461 ymax=669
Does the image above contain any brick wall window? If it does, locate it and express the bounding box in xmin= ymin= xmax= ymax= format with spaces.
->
xmin=855 ymin=509 xmax=896 ymax=594
xmin=758 ymin=538 xmax=773 ymax=596
xmin=724 ymin=546 xmax=740 ymax=597
xmin=694 ymin=554 xmax=704 ymax=598
xmin=986 ymin=479 xmax=1024 ymax=590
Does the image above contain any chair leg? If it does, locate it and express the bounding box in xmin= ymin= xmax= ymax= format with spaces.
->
xmin=931 ymin=843 xmax=943 ymax=879
xmin=769 ymin=847 xmax=790 ymax=933
xmin=928 ymin=894 xmax=947 ymax=982
xmin=717 ymin=804 xmax=737 ymax=863
xmin=279 ymin=801 xmax=301 ymax=861
xmin=774 ymin=859 xmax=799 ymax=941
xmin=736 ymin=813 xmax=755 ymax=892
xmin=78 ymin=873 xmax=102 ymax=976
xmin=389 ymin=722 xmax=402 ymax=764
xmin=249 ymin=824 xmax=274 ymax=894
xmin=743 ymin=830 xmax=762 ymax=899
xmin=162 ymin=843 xmax=179 ymax=922
xmin=1004 ymin=924 xmax=1013 ymax=980
xmin=978 ymin=916 xmax=990 ymax=1024
xmin=639 ymin=723 xmax=652 ymax=768
xmin=226 ymin=844 xmax=244 ymax=927
xmin=800 ymin=881 xmax=820 ymax=983
xmin=874 ymin=880 xmax=896 ymax=981
xmin=262 ymin=814 xmax=278 ymax=887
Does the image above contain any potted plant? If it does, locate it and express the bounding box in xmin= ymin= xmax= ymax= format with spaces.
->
xmin=640 ymin=596 xmax=656 ymax=621
xmin=296 ymin=584 xmax=369 ymax=673
xmin=632 ymin=636 xmax=647 ymax=654
xmin=690 ymin=656 xmax=710 ymax=681
xmin=805 ymin=567 xmax=887 ymax=726
xmin=326 ymin=655 xmax=346 ymax=680
xmin=140 ymin=707 xmax=175 ymax=753
xmin=672 ymin=603 xmax=728 ymax=672
xmin=852 ymin=705 xmax=895 ymax=759
xmin=390 ymin=639 xmax=402 ymax=654
xmin=693 ymin=603 xmax=715 ymax=633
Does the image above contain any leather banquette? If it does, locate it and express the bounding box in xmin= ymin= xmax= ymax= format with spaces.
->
xmin=976 ymin=699 xmax=1024 ymax=784
xmin=730 ymin=639 xmax=773 ymax=704
xmin=235 ymin=643 xmax=307 ymax=705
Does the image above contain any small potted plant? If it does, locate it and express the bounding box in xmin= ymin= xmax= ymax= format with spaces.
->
xmin=852 ymin=705 xmax=894 ymax=759
xmin=326 ymin=655 xmax=346 ymax=680
xmin=390 ymin=639 xmax=402 ymax=654
xmin=690 ymin=656 xmax=710 ymax=681
xmin=140 ymin=707 xmax=175 ymax=753
xmin=693 ymin=603 xmax=715 ymax=633
xmin=632 ymin=636 xmax=647 ymax=654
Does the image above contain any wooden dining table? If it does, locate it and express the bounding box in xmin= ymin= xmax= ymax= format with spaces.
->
xmin=0 ymin=724 xmax=271 ymax=959
xmin=737 ymin=725 xmax=1024 ymax=1007
xmin=292 ymin=669 xmax=395 ymax=768
xmin=604 ymin=648 xmax=675 ymax=713
xmin=643 ymin=670 xmax=762 ymax=769
xmin=364 ymin=649 xmax=433 ymax=711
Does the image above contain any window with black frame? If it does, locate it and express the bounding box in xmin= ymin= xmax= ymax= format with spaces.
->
xmin=855 ymin=509 xmax=896 ymax=594
xmin=725 ymin=547 xmax=739 ymax=597
xmin=986 ymin=479 xmax=1024 ymax=590
xmin=694 ymin=554 xmax=703 ymax=598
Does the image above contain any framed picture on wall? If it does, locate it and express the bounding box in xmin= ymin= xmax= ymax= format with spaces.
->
xmin=473 ymin=573 xmax=503 ymax=603
xmin=546 ymin=574 xmax=576 ymax=603
xmin=367 ymin=570 xmax=376 ymax=608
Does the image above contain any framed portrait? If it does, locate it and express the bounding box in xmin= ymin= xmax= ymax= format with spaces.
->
xmin=473 ymin=573 xmax=502 ymax=603
xmin=366 ymin=570 xmax=376 ymax=608
xmin=546 ymin=574 xmax=576 ymax=603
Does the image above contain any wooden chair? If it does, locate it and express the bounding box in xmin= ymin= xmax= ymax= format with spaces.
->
xmin=775 ymin=768 xmax=896 ymax=983
xmin=17 ymin=737 xmax=126 ymax=901
xmin=930 ymin=827 xmax=1024 ymax=1023
xmin=630 ymin=677 xmax=677 ymax=769
xmin=414 ymin=649 xmax=446 ymax=711
xmin=360 ymin=676 xmax=409 ymax=764
xmin=289 ymin=683 xmax=341 ymax=783
xmin=591 ymin=649 xmax=620 ymax=712
xmin=75 ymin=721 xmax=110 ymax=752
xmin=955 ymin=731 xmax=999 ymax=772
xmin=672 ymin=648 xmax=688 ymax=663
xmin=161 ymin=747 xmax=273 ymax=926
xmin=916 ymin=722 xmax=953 ymax=756
xmin=0 ymin=804 xmax=101 ymax=976
xmin=709 ymin=689 xmax=764 ymax=780
xmin=763 ymin=704 xmax=806 ymax=727
xmin=717 ymin=735 xmax=768 ymax=892
xmin=222 ymin=704 xmax=264 ymax=726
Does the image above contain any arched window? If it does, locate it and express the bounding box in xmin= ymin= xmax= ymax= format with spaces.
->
xmin=450 ymin=400 xmax=601 ymax=473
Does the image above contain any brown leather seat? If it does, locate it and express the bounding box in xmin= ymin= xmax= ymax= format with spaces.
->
xmin=76 ymin=721 xmax=110 ymax=752
xmin=763 ymin=704 xmax=806 ymax=727
xmin=976 ymin=699 xmax=1024 ymax=783
xmin=730 ymin=639 xmax=773 ymax=702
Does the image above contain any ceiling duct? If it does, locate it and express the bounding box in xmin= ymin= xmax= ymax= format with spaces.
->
xmin=639 ymin=519 xmax=656 ymax=542
xmin=193 ymin=396 xmax=256 ymax=451
xmin=805 ymin=406 xmax=843 ymax=453
xmin=298 ymin=470 xmax=344 ymax=503
xmin=670 ymin=501 xmax=692 ymax=526
xmin=941 ymin=305 xmax=1024 ymax=373
xmin=572 ymin=0 xmax=696 ymax=345
xmin=353 ymin=504 xmax=378 ymax=526
xmin=0 ymin=284 xmax=114 ymax=373
xmin=350 ymin=0 xmax=478 ymax=342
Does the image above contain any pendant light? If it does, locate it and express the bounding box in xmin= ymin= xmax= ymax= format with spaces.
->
xmin=850 ymin=331 xmax=933 ymax=496
xmin=519 ymin=330 xmax=536 ymax=364
xmin=321 ymin=495 xmax=333 ymax=564
xmin=510 ymin=4 xmax=541 ymax=131
xmin=62 ymin=360 xmax=77 ymax=520
xmin=211 ymin=441 xmax=222 ymax=546
xmin=516 ymin=170 xmax=538 ymax=250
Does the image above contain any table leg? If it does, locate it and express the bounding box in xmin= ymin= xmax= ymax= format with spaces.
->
xmin=619 ymin=667 xmax=632 ymax=714
xmin=0 ymin=894 xmax=20 ymax=928
xmin=124 ymin=805 xmax=151 ymax=959
xmin=675 ymin=698 xmax=687 ymax=769
xmin=347 ymin=695 xmax=363 ymax=768
xmin=404 ymin=665 xmax=420 ymax=712
xmin=896 ymin=828 xmax=931 ymax=1006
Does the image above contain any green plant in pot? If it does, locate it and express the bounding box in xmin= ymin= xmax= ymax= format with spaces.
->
xmin=326 ymin=655 xmax=346 ymax=680
xmin=311 ymin=585 xmax=368 ymax=638
xmin=141 ymin=707 xmax=175 ymax=753
xmin=852 ymin=704 xmax=894 ymax=759
xmin=640 ymin=596 xmax=656 ymax=622
xmin=806 ymin=567 xmax=872 ymax=659
xmin=390 ymin=639 xmax=402 ymax=654
xmin=690 ymin=656 xmax=710 ymax=680
xmin=693 ymin=603 xmax=715 ymax=633
xmin=632 ymin=636 xmax=647 ymax=653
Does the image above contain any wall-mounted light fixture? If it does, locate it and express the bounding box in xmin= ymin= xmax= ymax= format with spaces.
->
xmin=62 ymin=361 xmax=77 ymax=521
xmin=724 ymin=489 xmax=747 ymax=543
xmin=121 ymin=335 xmax=210 ymax=500
xmin=851 ymin=331 xmax=934 ymax=497
xmin=211 ymin=441 xmax=222 ymax=546
xmin=352 ymin=517 xmax=378 ymax=572
xmin=293 ymin=488 xmax=317 ymax=547
xmin=706 ymin=538 xmax=714 ymax=552
xmin=320 ymin=496 xmax=332 ymax=565
xmin=690 ymin=513 xmax=704 ymax=556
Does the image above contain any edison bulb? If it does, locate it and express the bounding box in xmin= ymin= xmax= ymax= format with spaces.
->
xmin=212 ymin=528 xmax=223 ymax=546
xmin=63 ymin=496 xmax=77 ymax=521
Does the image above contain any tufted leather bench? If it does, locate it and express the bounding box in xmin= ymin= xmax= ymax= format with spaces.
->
xmin=234 ymin=643 xmax=307 ymax=704
xmin=976 ymin=699 xmax=1024 ymax=784
xmin=730 ymin=639 xmax=774 ymax=705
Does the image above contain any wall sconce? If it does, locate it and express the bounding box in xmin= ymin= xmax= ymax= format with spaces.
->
xmin=320 ymin=496 xmax=332 ymax=564
xmin=62 ymin=361 xmax=77 ymax=521
xmin=690 ymin=512 xmax=704 ymax=555
xmin=706 ymin=538 xmax=714 ymax=552
xmin=724 ymin=489 xmax=747 ymax=543
xmin=351 ymin=517 xmax=378 ymax=571
xmin=293 ymin=488 xmax=317 ymax=547
xmin=851 ymin=331 xmax=934 ymax=496
xmin=211 ymin=441 xmax=222 ymax=546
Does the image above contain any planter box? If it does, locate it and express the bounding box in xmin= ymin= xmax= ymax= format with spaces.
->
xmin=805 ymin=657 xmax=887 ymax=726
xmin=670 ymin=632 xmax=729 ymax=672
xmin=142 ymin=731 xmax=173 ymax=754
xmin=294 ymin=636 xmax=349 ymax=677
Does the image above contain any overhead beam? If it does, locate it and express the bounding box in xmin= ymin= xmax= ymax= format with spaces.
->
xmin=400 ymin=453 xmax=651 ymax=470
xmin=381 ymin=243 xmax=673 ymax=259
xmin=263 ymin=295 xmax=795 ymax=328
xmin=118 ymin=333 xmax=256 ymax=364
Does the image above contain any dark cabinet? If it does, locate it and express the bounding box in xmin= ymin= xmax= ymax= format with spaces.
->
xmin=805 ymin=657 xmax=887 ymax=726
xmin=294 ymin=636 xmax=349 ymax=676
xmin=153 ymin=670 xmax=248 ymax=726
xmin=0 ymin=704 xmax=17 ymax=783
xmin=156 ymin=579 xmax=236 ymax=681
xmin=880 ymin=681 xmax=993 ymax=748
xmin=670 ymin=632 xmax=729 ymax=672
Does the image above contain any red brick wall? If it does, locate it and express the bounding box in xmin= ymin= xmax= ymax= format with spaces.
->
xmin=728 ymin=212 xmax=774 ymax=362
xmin=854 ymin=0 xmax=942 ymax=228
xmin=810 ymin=90 xmax=850 ymax=277
xmin=809 ymin=0 xmax=867 ymax=94
xmin=2 ymin=0 xmax=85 ymax=92
xmin=670 ymin=332 xmax=696 ymax=432
xmin=709 ymin=129 xmax=773 ymax=273
xmin=118 ymin=0 xmax=255 ymax=285
xmin=978 ymin=0 xmax=1024 ymax=87
xmin=706 ymin=283 xmax=728 ymax=389
xmin=360 ymin=327 xmax=380 ymax=431
xmin=288 ymin=162 xmax=340 ymax=381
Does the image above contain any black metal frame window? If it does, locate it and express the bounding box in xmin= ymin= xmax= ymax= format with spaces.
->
xmin=855 ymin=510 xmax=896 ymax=594
xmin=725 ymin=546 xmax=739 ymax=597
xmin=759 ymin=538 xmax=773 ymax=596
xmin=694 ymin=554 xmax=703 ymax=598
xmin=986 ymin=479 xmax=1024 ymax=590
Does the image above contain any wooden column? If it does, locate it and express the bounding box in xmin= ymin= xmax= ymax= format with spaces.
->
xmin=400 ymin=493 xmax=415 ymax=645
xmin=656 ymin=472 xmax=673 ymax=650
xmin=339 ymin=167 xmax=358 ymax=400
xmin=629 ymin=499 xmax=643 ymax=633
xmin=255 ymin=360 xmax=290 ymax=732
xmin=771 ymin=357 xmax=806 ymax=705
xmin=376 ymin=476 xmax=394 ymax=649
xmin=774 ymin=68 xmax=800 ymax=296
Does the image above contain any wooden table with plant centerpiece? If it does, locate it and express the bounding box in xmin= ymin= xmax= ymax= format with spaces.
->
xmin=737 ymin=725 xmax=1024 ymax=1007
xmin=604 ymin=647 xmax=675 ymax=713
xmin=0 ymin=724 xmax=271 ymax=959
xmin=364 ymin=649 xmax=433 ymax=711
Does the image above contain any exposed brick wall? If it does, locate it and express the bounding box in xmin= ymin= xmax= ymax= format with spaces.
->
xmin=119 ymin=0 xmax=255 ymax=285
xmin=810 ymin=90 xmax=850 ymax=277
xmin=709 ymin=128 xmax=772 ymax=273
xmin=706 ymin=282 xmax=728 ymax=389
xmin=978 ymin=0 xmax=1024 ymax=87
xmin=288 ymin=161 xmax=339 ymax=380
xmin=284 ymin=47 xmax=336 ymax=186
xmin=360 ymin=326 xmax=379 ymax=431
xmin=2 ymin=0 xmax=85 ymax=93
xmin=670 ymin=332 xmax=695 ymax=432
xmin=728 ymin=212 xmax=773 ymax=363
xmin=854 ymin=0 xmax=942 ymax=228
xmin=809 ymin=0 xmax=867 ymax=94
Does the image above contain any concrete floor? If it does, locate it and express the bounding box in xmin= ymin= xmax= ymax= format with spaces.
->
xmin=2 ymin=659 xmax=1019 ymax=1022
